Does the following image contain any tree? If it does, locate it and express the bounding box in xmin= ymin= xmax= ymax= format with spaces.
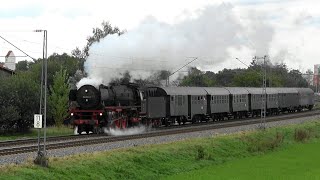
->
xmin=49 ymin=68 xmax=70 ymax=127
xmin=71 ymin=47 xmax=86 ymax=60
xmin=232 ymin=70 xmax=262 ymax=87
xmin=82 ymin=21 xmax=125 ymax=58
xmin=28 ymin=53 xmax=84 ymax=88
xmin=0 ymin=72 xmax=40 ymax=133
xmin=180 ymin=67 xmax=216 ymax=87
xmin=215 ymin=68 xmax=241 ymax=86
xmin=16 ymin=60 xmax=30 ymax=71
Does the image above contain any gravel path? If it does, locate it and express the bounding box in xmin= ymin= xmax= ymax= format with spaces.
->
xmin=1 ymin=115 xmax=319 ymax=166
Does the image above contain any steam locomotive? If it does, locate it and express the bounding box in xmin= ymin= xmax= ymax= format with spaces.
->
xmin=69 ymin=84 xmax=314 ymax=134
xmin=69 ymin=83 xmax=144 ymax=134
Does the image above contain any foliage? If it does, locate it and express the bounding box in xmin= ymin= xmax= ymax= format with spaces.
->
xmin=0 ymin=73 xmax=40 ymax=133
xmin=180 ymin=60 xmax=309 ymax=87
xmin=76 ymin=21 xmax=125 ymax=58
xmin=0 ymin=52 xmax=85 ymax=130
xmin=49 ymin=68 xmax=70 ymax=127
xmin=232 ymin=70 xmax=262 ymax=87
xmin=15 ymin=60 xmax=30 ymax=71
xmin=180 ymin=67 xmax=216 ymax=87
xmin=294 ymin=128 xmax=311 ymax=142
xmin=25 ymin=53 xmax=84 ymax=93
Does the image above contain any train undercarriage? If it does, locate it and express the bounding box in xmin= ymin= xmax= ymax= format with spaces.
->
xmin=69 ymin=105 xmax=314 ymax=134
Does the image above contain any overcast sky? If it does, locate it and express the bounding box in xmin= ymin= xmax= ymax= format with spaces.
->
xmin=0 ymin=0 xmax=319 ymax=73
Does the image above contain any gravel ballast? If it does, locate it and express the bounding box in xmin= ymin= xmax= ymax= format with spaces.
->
xmin=1 ymin=115 xmax=319 ymax=166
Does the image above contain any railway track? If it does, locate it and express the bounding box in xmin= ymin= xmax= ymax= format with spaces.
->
xmin=1 ymin=110 xmax=320 ymax=156
xmin=0 ymin=134 xmax=103 ymax=148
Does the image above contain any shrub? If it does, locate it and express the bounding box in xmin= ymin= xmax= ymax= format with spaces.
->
xmin=196 ymin=145 xmax=205 ymax=160
xmin=294 ymin=128 xmax=310 ymax=142
xmin=248 ymin=132 xmax=284 ymax=152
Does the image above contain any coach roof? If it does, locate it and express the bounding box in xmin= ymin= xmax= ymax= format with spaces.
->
xmin=224 ymin=87 xmax=249 ymax=95
xmin=276 ymin=88 xmax=299 ymax=93
xmin=203 ymin=87 xmax=230 ymax=95
xmin=296 ymin=88 xmax=314 ymax=94
xmin=157 ymin=87 xmax=207 ymax=95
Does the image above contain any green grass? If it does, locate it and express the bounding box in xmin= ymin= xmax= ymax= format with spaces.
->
xmin=0 ymin=121 xmax=320 ymax=179
xmin=0 ymin=126 xmax=74 ymax=141
xmin=164 ymin=140 xmax=320 ymax=180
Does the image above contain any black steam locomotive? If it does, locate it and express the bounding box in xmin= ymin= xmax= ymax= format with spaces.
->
xmin=69 ymin=83 xmax=143 ymax=134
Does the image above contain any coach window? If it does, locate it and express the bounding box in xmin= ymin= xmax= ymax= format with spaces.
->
xmin=178 ymin=96 xmax=182 ymax=106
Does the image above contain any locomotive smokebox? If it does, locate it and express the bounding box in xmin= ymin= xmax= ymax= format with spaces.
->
xmin=76 ymin=85 xmax=101 ymax=109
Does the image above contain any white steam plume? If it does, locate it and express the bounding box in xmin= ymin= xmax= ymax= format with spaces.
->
xmin=103 ymin=126 xmax=148 ymax=136
xmin=76 ymin=77 xmax=102 ymax=89
xmin=80 ymin=3 xmax=274 ymax=85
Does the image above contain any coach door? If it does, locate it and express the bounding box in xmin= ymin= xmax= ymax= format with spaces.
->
xmin=229 ymin=94 xmax=233 ymax=112
xmin=207 ymin=95 xmax=211 ymax=115
xmin=188 ymin=95 xmax=191 ymax=119
xmin=166 ymin=95 xmax=171 ymax=117
xmin=248 ymin=94 xmax=252 ymax=111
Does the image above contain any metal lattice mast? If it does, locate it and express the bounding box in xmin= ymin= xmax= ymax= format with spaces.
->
xmin=261 ymin=55 xmax=267 ymax=128
xmin=34 ymin=30 xmax=48 ymax=167
xmin=253 ymin=55 xmax=267 ymax=129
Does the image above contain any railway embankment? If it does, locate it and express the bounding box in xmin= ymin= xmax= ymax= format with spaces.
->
xmin=1 ymin=120 xmax=320 ymax=179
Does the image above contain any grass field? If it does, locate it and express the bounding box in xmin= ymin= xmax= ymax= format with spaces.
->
xmin=0 ymin=126 xmax=74 ymax=141
xmin=0 ymin=121 xmax=320 ymax=179
xmin=164 ymin=140 xmax=320 ymax=180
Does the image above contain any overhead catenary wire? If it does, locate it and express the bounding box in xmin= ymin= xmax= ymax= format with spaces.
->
xmin=0 ymin=35 xmax=36 ymax=61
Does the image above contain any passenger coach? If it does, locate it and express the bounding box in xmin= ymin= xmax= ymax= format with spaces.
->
xmin=144 ymin=86 xmax=315 ymax=125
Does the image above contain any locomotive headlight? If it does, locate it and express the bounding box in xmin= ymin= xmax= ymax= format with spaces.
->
xmin=71 ymin=113 xmax=74 ymax=116
xmin=99 ymin=113 xmax=103 ymax=116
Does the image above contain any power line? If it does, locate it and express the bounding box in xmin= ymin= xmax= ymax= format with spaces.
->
xmin=235 ymin=57 xmax=263 ymax=76
xmin=0 ymin=35 xmax=36 ymax=60
xmin=170 ymin=57 xmax=198 ymax=76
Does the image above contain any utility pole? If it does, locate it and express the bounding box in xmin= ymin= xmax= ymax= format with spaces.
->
xmin=34 ymin=30 xmax=48 ymax=167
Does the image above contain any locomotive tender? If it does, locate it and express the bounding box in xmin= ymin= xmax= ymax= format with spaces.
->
xmin=69 ymin=84 xmax=314 ymax=134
